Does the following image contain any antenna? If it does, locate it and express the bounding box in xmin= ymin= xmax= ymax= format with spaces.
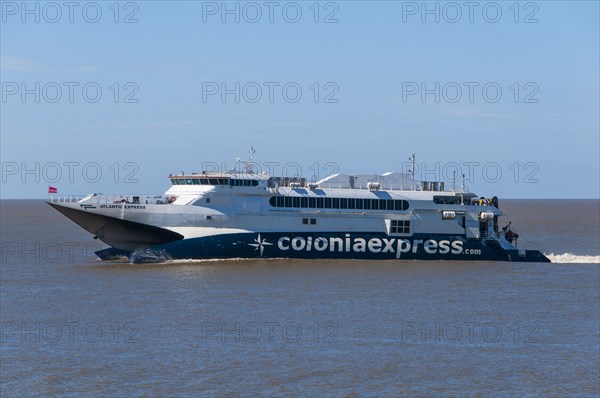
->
xmin=408 ymin=153 xmax=416 ymax=180
xmin=453 ymin=170 xmax=456 ymax=191
xmin=245 ymin=146 xmax=256 ymax=174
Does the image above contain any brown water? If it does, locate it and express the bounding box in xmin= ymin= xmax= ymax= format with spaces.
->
xmin=1 ymin=200 xmax=599 ymax=396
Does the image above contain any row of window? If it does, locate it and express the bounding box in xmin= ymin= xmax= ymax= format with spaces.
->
xmin=433 ymin=196 xmax=462 ymax=205
xmin=171 ymin=178 xmax=259 ymax=187
xmin=269 ymin=196 xmax=410 ymax=211
xmin=390 ymin=220 xmax=411 ymax=234
xmin=302 ymin=218 xmax=317 ymax=225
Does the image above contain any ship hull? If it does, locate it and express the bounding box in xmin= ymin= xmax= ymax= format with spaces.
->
xmin=47 ymin=202 xmax=550 ymax=264
xmin=124 ymin=232 xmax=551 ymax=263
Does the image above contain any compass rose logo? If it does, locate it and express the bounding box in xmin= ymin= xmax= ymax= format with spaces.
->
xmin=248 ymin=234 xmax=272 ymax=257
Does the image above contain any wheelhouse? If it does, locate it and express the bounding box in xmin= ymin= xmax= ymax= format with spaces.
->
xmin=168 ymin=175 xmax=259 ymax=187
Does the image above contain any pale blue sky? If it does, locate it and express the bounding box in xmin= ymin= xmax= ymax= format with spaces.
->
xmin=1 ymin=1 xmax=599 ymax=198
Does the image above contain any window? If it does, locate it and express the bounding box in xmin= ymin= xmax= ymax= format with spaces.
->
xmin=268 ymin=196 xmax=408 ymax=211
xmin=302 ymin=218 xmax=309 ymax=224
xmin=303 ymin=218 xmax=317 ymax=225
xmin=200 ymin=179 xmax=209 ymax=185
xmin=340 ymin=198 xmax=348 ymax=209
xmin=218 ymin=178 xmax=228 ymax=185
xmin=209 ymin=179 xmax=219 ymax=185
xmin=206 ymin=198 xmax=211 ymax=204
xmin=310 ymin=218 xmax=317 ymax=225
xmin=192 ymin=179 xmax=200 ymax=185
xmin=390 ymin=220 xmax=411 ymax=234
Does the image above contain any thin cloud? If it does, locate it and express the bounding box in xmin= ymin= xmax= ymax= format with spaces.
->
xmin=0 ymin=56 xmax=45 ymax=71
xmin=1 ymin=56 xmax=98 ymax=73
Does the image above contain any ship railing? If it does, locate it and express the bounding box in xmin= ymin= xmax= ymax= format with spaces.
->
xmin=49 ymin=194 xmax=172 ymax=205
xmin=49 ymin=195 xmax=88 ymax=203
xmin=480 ymin=231 xmax=498 ymax=240
xmin=314 ymin=182 xmax=470 ymax=192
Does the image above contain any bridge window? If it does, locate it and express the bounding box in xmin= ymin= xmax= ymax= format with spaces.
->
xmin=433 ymin=196 xmax=461 ymax=205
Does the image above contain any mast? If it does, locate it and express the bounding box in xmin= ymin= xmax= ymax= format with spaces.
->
xmin=408 ymin=153 xmax=416 ymax=181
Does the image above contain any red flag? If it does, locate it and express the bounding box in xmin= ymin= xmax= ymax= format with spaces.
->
xmin=48 ymin=186 xmax=58 ymax=194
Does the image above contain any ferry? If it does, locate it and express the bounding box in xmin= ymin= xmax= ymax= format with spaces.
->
xmin=48 ymin=149 xmax=550 ymax=263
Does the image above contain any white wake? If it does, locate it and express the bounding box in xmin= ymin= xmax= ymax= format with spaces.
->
xmin=546 ymin=253 xmax=600 ymax=264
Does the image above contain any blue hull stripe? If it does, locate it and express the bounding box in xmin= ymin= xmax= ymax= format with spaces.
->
xmin=128 ymin=232 xmax=550 ymax=263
